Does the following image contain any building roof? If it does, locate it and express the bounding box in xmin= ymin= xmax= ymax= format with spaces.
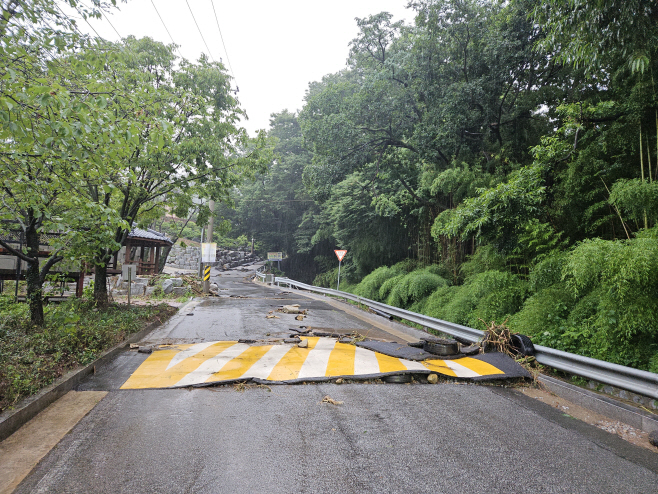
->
xmin=127 ymin=228 xmax=173 ymax=245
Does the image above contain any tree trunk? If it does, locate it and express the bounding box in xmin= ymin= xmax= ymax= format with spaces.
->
xmin=93 ymin=252 xmax=111 ymax=307
xmin=25 ymin=223 xmax=44 ymax=326
xmin=158 ymin=245 xmax=172 ymax=273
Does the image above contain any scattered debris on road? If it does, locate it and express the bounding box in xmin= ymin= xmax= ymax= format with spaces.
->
xmin=298 ymin=339 xmax=309 ymax=348
xmin=427 ymin=374 xmax=438 ymax=384
xmin=277 ymin=304 xmax=308 ymax=315
xmin=233 ymin=382 xmax=271 ymax=393
xmin=320 ymin=395 xmax=344 ymax=405
xmin=138 ymin=346 xmax=153 ymax=354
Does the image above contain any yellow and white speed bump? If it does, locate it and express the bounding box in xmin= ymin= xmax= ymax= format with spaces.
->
xmin=120 ymin=337 xmax=529 ymax=389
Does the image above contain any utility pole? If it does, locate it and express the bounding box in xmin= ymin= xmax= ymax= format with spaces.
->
xmin=199 ymin=227 xmax=204 ymax=278
xmin=203 ymin=200 xmax=215 ymax=293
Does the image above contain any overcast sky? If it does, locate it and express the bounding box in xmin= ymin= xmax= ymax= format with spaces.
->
xmin=75 ymin=0 xmax=415 ymax=136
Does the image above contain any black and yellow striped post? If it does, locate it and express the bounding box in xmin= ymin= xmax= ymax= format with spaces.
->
xmin=203 ymin=265 xmax=211 ymax=293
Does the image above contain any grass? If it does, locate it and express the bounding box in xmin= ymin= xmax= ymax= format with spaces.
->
xmin=0 ymin=295 xmax=177 ymax=412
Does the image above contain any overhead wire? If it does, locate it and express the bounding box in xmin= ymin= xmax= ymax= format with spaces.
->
xmin=210 ymin=0 xmax=235 ymax=80
xmin=97 ymin=6 xmax=122 ymax=40
xmin=149 ymin=0 xmax=185 ymax=61
xmin=185 ymin=0 xmax=216 ymax=63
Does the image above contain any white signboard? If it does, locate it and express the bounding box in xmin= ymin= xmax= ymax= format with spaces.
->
xmin=121 ymin=264 xmax=137 ymax=280
xmin=201 ymin=243 xmax=217 ymax=263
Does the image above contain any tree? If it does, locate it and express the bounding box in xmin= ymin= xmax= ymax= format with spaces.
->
xmin=298 ymin=0 xmax=566 ymax=271
xmin=0 ymin=0 xmax=131 ymax=325
xmin=86 ymin=37 xmax=271 ymax=306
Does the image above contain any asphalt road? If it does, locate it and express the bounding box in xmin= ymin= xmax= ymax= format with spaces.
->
xmin=13 ymin=266 xmax=658 ymax=493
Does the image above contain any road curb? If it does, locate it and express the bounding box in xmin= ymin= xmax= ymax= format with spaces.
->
xmin=0 ymin=319 xmax=164 ymax=442
xmin=538 ymin=374 xmax=658 ymax=433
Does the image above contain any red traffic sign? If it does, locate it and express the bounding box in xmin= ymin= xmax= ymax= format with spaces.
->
xmin=334 ymin=249 xmax=347 ymax=261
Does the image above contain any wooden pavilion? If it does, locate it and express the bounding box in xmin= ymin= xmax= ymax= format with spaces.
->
xmin=115 ymin=228 xmax=173 ymax=276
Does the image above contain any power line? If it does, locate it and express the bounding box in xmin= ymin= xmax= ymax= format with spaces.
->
xmin=98 ymin=7 xmax=122 ymax=40
xmin=185 ymin=0 xmax=215 ymax=63
xmin=210 ymin=0 xmax=235 ymax=79
xmin=71 ymin=4 xmax=105 ymax=41
xmin=149 ymin=0 xmax=184 ymax=60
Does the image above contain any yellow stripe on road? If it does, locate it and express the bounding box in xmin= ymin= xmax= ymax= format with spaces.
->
xmin=206 ymin=344 xmax=274 ymax=382
xmin=374 ymin=351 xmax=409 ymax=373
xmin=325 ymin=341 xmax=356 ymax=377
xmin=267 ymin=337 xmax=320 ymax=381
xmin=422 ymin=359 xmax=458 ymax=377
xmin=120 ymin=337 xmax=507 ymax=389
xmin=120 ymin=342 xmax=235 ymax=389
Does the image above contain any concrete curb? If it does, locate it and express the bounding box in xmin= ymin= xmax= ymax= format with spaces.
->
xmin=538 ymin=374 xmax=658 ymax=433
xmin=0 ymin=319 xmax=165 ymax=442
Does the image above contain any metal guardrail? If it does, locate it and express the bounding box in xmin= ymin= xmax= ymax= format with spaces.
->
xmin=264 ymin=274 xmax=658 ymax=400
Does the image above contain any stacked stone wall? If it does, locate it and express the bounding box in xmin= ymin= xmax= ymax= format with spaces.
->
xmin=165 ymin=245 xmax=201 ymax=270
xmin=165 ymin=245 xmax=261 ymax=271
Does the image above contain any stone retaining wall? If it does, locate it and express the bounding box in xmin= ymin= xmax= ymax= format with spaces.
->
xmin=165 ymin=245 xmax=261 ymax=271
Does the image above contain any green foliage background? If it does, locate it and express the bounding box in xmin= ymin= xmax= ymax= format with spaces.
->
xmin=221 ymin=0 xmax=658 ymax=372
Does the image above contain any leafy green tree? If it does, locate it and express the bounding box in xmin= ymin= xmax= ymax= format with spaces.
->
xmin=85 ymin=37 xmax=271 ymax=306
xmin=0 ymin=0 xmax=132 ymax=324
xmin=227 ymin=110 xmax=312 ymax=254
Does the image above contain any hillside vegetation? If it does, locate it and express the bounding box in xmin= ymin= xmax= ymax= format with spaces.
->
xmin=224 ymin=0 xmax=658 ymax=372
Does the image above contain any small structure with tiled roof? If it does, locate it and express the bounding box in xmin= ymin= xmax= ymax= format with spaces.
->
xmin=117 ymin=228 xmax=173 ymax=276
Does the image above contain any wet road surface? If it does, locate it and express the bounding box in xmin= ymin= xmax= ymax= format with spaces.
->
xmin=11 ymin=266 xmax=658 ymax=493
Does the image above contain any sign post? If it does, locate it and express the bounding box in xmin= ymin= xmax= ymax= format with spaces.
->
xmin=122 ymin=264 xmax=136 ymax=306
xmin=201 ymin=242 xmax=216 ymax=293
xmin=334 ymin=249 xmax=347 ymax=290
xmin=267 ymin=252 xmax=283 ymax=272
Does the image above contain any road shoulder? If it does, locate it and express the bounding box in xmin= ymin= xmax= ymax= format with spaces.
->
xmin=0 ymin=391 xmax=107 ymax=494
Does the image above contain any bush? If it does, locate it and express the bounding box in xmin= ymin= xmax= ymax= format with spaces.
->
xmin=528 ymin=250 xmax=567 ymax=293
xmin=313 ymin=267 xmax=339 ymax=288
xmin=460 ymin=245 xmax=507 ymax=280
xmin=508 ymin=283 xmax=575 ymax=346
xmin=379 ymin=274 xmax=405 ymax=301
xmin=353 ymin=265 xmax=404 ymax=301
xmin=0 ymin=297 xmax=176 ymax=411
xmin=562 ymin=237 xmax=658 ymax=369
xmin=385 ymin=267 xmax=449 ymax=309
xmin=431 ymin=270 xmax=528 ymax=328
xmin=422 ymin=285 xmax=459 ymax=320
